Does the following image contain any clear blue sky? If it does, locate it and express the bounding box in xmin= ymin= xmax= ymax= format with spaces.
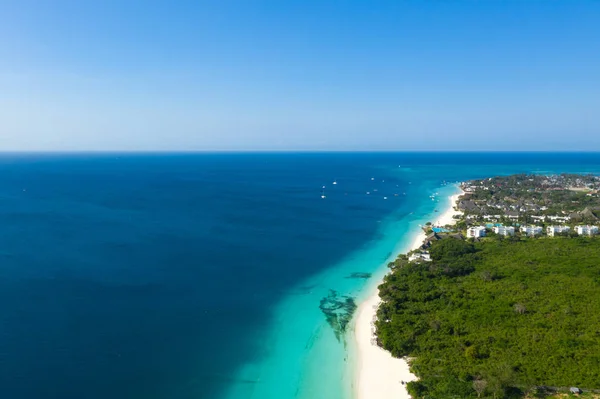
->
xmin=1 ymin=1 xmax=599 ymax=151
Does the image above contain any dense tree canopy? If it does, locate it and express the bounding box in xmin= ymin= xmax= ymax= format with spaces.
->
xmin=376 ymin=237 xmax=600 ymax=398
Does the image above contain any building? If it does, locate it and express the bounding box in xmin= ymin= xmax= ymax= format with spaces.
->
xmin=494 ymin=225 xmax=515 ymax=236
xmin=505 ymin=211 xmax=520 ymax=220
xmin=420 ymin=232 xmax=442 ymax=250
xmin=548 ymin=215 xmax=570 ymax=222
xmin=546 ymin=225 xmax=570 ymax=237
xmin=409 ymin=252 xmax=432 ymax=262
xmin=576 ymin=225 xmax=599 ymax=236
xmin=520 ymin=225 xmax=543 ymax=236
xmin=467 ymin=226 xmax=486 ymax=238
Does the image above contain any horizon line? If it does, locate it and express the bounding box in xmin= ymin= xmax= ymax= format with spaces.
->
xmin=1 ymin=149 xmax=600 ymax=154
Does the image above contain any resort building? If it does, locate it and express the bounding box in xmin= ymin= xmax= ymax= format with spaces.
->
xmin=483 ymin=215 xmax=502 ymax=220
xmin=548 ymin=215 xmax=571 ymax=222
xmin=409 ymin=252 xmax=432 ymax=262
xmin=520 ymin=225 xmax=543 ymax=237
xmin=576 ymin=225 xmax=599 ymax=236
xmin=493 ymin=225 xmax=515 ymax=236
xmin=546 ymin=225 xmax=570 ymax=237
xmin=505 ymin=211 xmax=520 ymax=220
xmin=467 ymin=226 xmax=486 ymax=238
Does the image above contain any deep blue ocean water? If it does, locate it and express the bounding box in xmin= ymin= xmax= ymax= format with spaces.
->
xmin=1 ymin=152 xmax=599 ymax=399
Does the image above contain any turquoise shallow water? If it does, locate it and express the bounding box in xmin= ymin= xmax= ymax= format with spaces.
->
xmin=1 ymin=153 xmax=600 ymax=399
xmin=222 ymin=182 xmax=459 ymax=399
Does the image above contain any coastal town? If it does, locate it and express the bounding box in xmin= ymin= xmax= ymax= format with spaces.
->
xmin=408 ymin=174 xmax=600 ymax=262
xmin=458 ymin=173 xmax=600 ymax=226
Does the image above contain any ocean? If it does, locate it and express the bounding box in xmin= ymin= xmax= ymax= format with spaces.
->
xmin=1 ymin=152 xmax=599 ymax=399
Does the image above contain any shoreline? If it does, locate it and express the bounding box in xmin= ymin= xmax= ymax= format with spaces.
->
xmin=352 ymin=189 xmax=463 ymax=399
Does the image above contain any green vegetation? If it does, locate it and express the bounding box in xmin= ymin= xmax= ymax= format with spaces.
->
xmin=376 ymin=237 xmax=600 ymax=398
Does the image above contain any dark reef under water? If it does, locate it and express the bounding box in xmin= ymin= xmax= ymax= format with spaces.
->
xmin=319 ymin=289 xmax=357 ymax=343
xmin=346 ymin=272 xmax=372 ymax=279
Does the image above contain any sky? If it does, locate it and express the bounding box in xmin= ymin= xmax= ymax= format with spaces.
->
xmin=0 ymin=0 xmax=599 ymax=151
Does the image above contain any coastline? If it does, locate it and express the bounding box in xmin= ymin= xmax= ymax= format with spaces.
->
xmin=353 ymin=189 xmax=463 ymax=399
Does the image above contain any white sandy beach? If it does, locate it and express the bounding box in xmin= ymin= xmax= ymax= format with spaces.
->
xmin=353 ymin=190 xmax=463 ymax=399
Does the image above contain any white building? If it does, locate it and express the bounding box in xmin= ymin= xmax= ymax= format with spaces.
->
xmin=520 ymin=225 xmax=543 ymax=236
xmin=467 ymin=226 xmax=486 ymax=238
xmin=548 ymin=215 xmax=571 ymax=223
xmin=576 ymin=225 xmax=599 ymax=236
xmin=494 ymin=226 xmax=515 ymax=236
xmin=409 ymin=252 xmax=432 ymax=262
xmin=547 ymin=225 xmax=570 ymax=237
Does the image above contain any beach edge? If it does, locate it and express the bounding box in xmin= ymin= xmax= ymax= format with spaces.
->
xmin=351 ymin=188 xmax=463 ymax=399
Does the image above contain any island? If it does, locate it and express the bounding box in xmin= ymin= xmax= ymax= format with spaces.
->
xmin=375 ymin=174 xmax=600 ymax=399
